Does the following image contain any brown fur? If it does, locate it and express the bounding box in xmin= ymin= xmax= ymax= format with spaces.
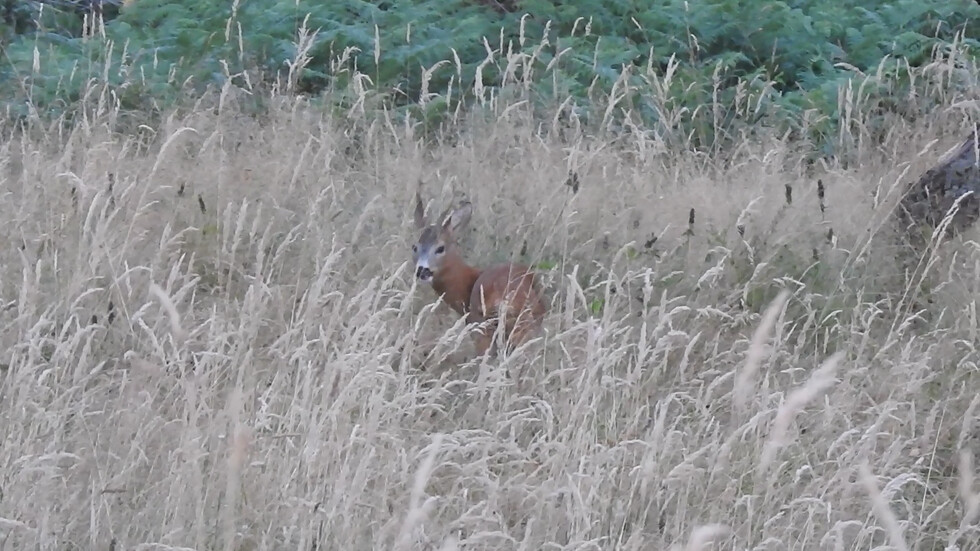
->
xmin=413 ymin=191 xmax=546 ymax=356
xmin=431 ymin=250 xmax=481 ymax=316
xmin=466 ymin=263 xmax=546 ymax=356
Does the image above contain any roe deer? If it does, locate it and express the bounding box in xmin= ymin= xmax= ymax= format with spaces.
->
xmin=412 ymin=191 xmax=546 ymax=356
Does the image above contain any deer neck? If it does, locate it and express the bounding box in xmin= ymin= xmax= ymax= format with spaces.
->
xmin=431 ymin=251 xmax=481 ymax=315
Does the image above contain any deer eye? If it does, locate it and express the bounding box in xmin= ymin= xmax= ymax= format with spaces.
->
xmin=412 ymin=244 xmax=418 ymax=253
xmin=435 ymin=245 xmax=445 ymax=254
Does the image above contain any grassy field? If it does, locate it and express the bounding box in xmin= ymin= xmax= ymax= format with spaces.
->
xmin=1 ymin=76 xmax=980 ymax=550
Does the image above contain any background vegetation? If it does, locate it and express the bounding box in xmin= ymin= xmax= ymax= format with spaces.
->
xmin=3 ymin=0 xmax=980 ymax=155
xmin=1 ymin=1 xmax=980 ymax=550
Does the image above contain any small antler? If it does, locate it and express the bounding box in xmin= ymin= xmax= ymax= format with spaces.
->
xmin=437 ymin=203 xmax=455 ymax=227
xmin=414 ymin=184 xmax=427 ymax=228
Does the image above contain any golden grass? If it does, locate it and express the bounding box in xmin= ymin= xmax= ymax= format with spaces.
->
xmin=0 ymin=88 xmax=979 ymax=550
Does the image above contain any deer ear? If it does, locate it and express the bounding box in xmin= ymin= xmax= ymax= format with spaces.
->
xmin=414 ymin=191 xmax=426 ymax=229
xmin=443 ymin=201 xmax=473 ymax=234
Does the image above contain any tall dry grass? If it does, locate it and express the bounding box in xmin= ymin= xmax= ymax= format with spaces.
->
xmin=1 ymin=49 xmax=980 ymax=551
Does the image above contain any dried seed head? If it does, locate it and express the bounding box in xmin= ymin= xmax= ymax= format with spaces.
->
xmin=817 ymin=179 xmax=826 ymax=215
xmin=565 ymin=171 xmax=580 ymax=194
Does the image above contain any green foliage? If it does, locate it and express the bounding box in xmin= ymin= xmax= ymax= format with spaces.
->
xmin=2 ymin=0 xmax=979 ymax=154
xmin=3 ymin=1 xmax=120 ymax=39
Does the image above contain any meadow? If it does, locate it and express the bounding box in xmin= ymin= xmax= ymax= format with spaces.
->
xmin=1 ymin=44 xmax=980 ymax=551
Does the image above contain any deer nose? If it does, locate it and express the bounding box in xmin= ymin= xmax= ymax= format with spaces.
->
xmin=416 ymin=266 xmax=433 ymax=281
